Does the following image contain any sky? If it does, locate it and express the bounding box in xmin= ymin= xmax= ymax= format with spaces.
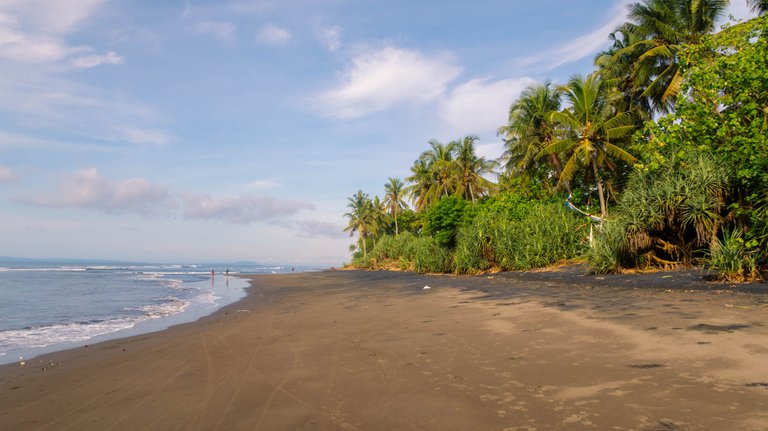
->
xmin=0 ymin=0 xmax=757 ymax=266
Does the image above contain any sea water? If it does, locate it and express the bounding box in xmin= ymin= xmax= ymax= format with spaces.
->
xmin=0 ymin=259 xmax=320 ymax=364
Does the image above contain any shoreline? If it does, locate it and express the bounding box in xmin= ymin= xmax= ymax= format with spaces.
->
xmin=0 ymin=274 xmax=250 ymax=366
xmin=2 ymin=268 xmax=768 ymax=429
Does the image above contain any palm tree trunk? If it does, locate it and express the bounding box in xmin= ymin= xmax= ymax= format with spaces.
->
xmin=394 ymin=207 xmax=399 ymax=236
xmin=592 ymin=159 xmax=607 ymax=217
xmin=361 ymin=230 xmax=367 ymax=257
xmin=549 ymin=154 xmax=571 ymax=193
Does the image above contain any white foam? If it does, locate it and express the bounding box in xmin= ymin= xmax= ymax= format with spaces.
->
xmin=0 ymin=296 xmax=193 ymax=352
xmin=0 ymin=319 xmax=138 ymax=350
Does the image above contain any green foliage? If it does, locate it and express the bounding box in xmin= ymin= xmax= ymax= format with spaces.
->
xmin=677 ymin=16 xmax=768 ymax=200
xmin=708 ymin=228 xmax=762 ymax=281
xmin=454 ymin=202 xmax=586 ymax=274
xmin=424 ymin=196 xmax=470 ymax=247
xmin=588 ymin=150 xmax=728 ymax=271
xmin=345 ymin=14 xmax=768 ymax=281
xmin=370 ymin=232 xmax=419 ymax=262
xmin=412 ymin=237 xmax=454 ymax=273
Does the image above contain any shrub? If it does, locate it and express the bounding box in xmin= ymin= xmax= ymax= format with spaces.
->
xmin=454 ymin=201 xmax=586 ymax=273
xmin=412 ymin=236 xmax=453 ymax=273
xmin=424 ymin=196 xmax=470 ymax=247
xmin=707 ymin=229 xmax=762 ymax=282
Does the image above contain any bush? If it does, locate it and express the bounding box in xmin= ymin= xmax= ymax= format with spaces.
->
xmin=412 ymin=236 xmax=453 ymax=273
xmin=424 ymin=196 xmax=470 ymax=247
xmin=587 ymin=219 xmax=636 ymax=274
xmin=707 ymin=229 xmax=762 ymax=282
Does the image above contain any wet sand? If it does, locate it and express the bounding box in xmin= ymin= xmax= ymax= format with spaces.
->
xmin=2 ymin=268 xmax=768 ymax=430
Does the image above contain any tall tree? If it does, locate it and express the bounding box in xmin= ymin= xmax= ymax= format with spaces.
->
xmin=498 ymin=82 xmax=564 ymax=185
xmin=383 ymin=177 xmax=407 ymax=235
xmin=541 ymin=73 xmax=637 ymax=217
xmin=452 ymin=136 xmax=497 ymax=203
xmin=612 ymin=0 xmax=729 ymax=113
xmin=406 ymin=140 xmax=457 ymax=210
xmin=343 ymin=190 xmax=374 ymax=258
xmin=595 ymin=29 xmax=654 ymax=122
xmin=405 ymin=159 xmax=433 ymax=212
xmin=748 ymin=0 xmax=767 ymax=14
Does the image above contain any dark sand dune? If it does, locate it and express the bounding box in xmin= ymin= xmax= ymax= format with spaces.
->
xmin=2 ymin=269 xmax=768 ymax=430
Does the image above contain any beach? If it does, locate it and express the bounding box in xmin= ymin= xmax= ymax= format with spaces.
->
xmin=2 ymin=269 xmax=768 ymax=430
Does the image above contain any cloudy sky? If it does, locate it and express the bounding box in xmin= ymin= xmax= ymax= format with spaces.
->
xmin=0 ymin=0 xmax=756 ymax=265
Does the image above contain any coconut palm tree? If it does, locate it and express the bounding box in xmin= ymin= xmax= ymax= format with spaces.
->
xmin=343 ymin=190 xmax=374 ymax=257
xmin=383 ymin=177 xmax=407 ymax=235
xmin=406 ymin=140 xmax=457 ymax=210
xmin=405 ymin=159 xmax=433 ymax=212
xmin=612 ymin=0 xmax=729 ymax=113
xmin=498 ymin=82 xmax=564 ymax=184
xmin=541 ymin=73 xmax=637 ymax=217
xmin=595 ymin=29 xmax=654 ymax=122
xmin=369 ymin=195 xmax=387 ymax=246
xmin=748 ymin=0 xmax=767 ymax=14
xmin=452 ymin=136 xmax=497 ymax=203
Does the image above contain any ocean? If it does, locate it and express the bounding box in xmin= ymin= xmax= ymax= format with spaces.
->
xmin=0 ymin=259 xmax=321 ymax=365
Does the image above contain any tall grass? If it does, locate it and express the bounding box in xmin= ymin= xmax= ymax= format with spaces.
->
xmin=454 ymin=202 xmax=587 ymax=273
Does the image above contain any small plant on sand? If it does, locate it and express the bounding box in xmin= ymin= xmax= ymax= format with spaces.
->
xmin=707 ymin=229 xmax=763 ymax=282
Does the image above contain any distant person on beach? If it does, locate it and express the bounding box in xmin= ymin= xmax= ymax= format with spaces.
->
xmin=291 ymin=266 xmax=295 ymax=272
xmin=211 ymin=269 xmax=214 ymax=277
xmin=226 ymin=269 xmax=229 ymax=276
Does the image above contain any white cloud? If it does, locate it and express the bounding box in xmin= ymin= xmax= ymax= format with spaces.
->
xmin=0 ymin=12 xmax=81 ymax=63
xmin=438 ymin=76 xmax=535 ymax=137
xmin=247 ymin=179 xmax=281 ymax=190
xmin=315 ymin=46 xmax=462 ymax=119
xmin=0 ymin=0 xmax=106 ymax=34
xmin=181 ymin=193 xmax=313 ymax=224
xmin=475 ymin=142 xmax=505 ymax=161
xmin=317 ymin=26 xmax=342 ymax=52
xmin=0 ymin=1 xmax=114 ymax=65
xmin=723 ymin=2 xmax=757 ymax=24
xmin=112 ymin=126 xmax=171 ymax=147
xmin=71 ymin=50 xmax=123 ymax=68
xmin=0 ymin=165 xmax=17 ymax=183
xmin=16 ymin=168 xmax=315 ymax=225
xmin=515 ymin=1 xmax=629 ymax=71
xmin=295 ymin=220 xmax=346 ymax=239
xmin=18 ymin=167 xmax=176 ymax=216
xmin=0 ymin=131 xmax=110 ymax=151
xmin=257 ymin=24 xmax=291 ymax=45
xmin=194 ymin=20 xmax=236 ymax=43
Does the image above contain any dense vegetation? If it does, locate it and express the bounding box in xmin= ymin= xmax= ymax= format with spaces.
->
xmin=344 ymin=2 xmax=767 ymax=281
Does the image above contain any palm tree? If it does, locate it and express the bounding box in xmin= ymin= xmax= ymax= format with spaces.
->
xmin=452 ymin=136 xmax=497 ymax=203
xmin=748 ymin=0 xmax=767 ymax=14
xmin=405 ymin=159 xmax=433 ymax=212
xmin=406 ymin=140 xmax=457 ymax=210
xmin=343 ymin=190 xmax=374 ymax=258
xmin=369 ymin=195 xmax=387 ymax=245
xmin=383 ymin=177 xmax=407 ymax=235
xmin=595 ymin=29 xmax=654 ymax=122
xmin=612 ymin=0 xmax=729 ymax=113
xmin=541 ymin=73 xmax=637 ymax=217
xmin=498 ymin=82 xmax=564 ymax=184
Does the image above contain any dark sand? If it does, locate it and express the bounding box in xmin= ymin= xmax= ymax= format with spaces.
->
xmin=2 ymin=268 xmax=768 ymax=430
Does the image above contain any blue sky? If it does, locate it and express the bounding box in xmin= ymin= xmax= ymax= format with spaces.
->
xmin=0 ymin=0 xmax=756 ymax=265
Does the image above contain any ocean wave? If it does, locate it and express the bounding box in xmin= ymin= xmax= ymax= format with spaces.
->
xmin=0 ymin=296 xmax=193 ymax=353
xmin=0 ymin=267 xmax=88 ymax=272
xmin=0 ymin=319 xmax=139 ymax=350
